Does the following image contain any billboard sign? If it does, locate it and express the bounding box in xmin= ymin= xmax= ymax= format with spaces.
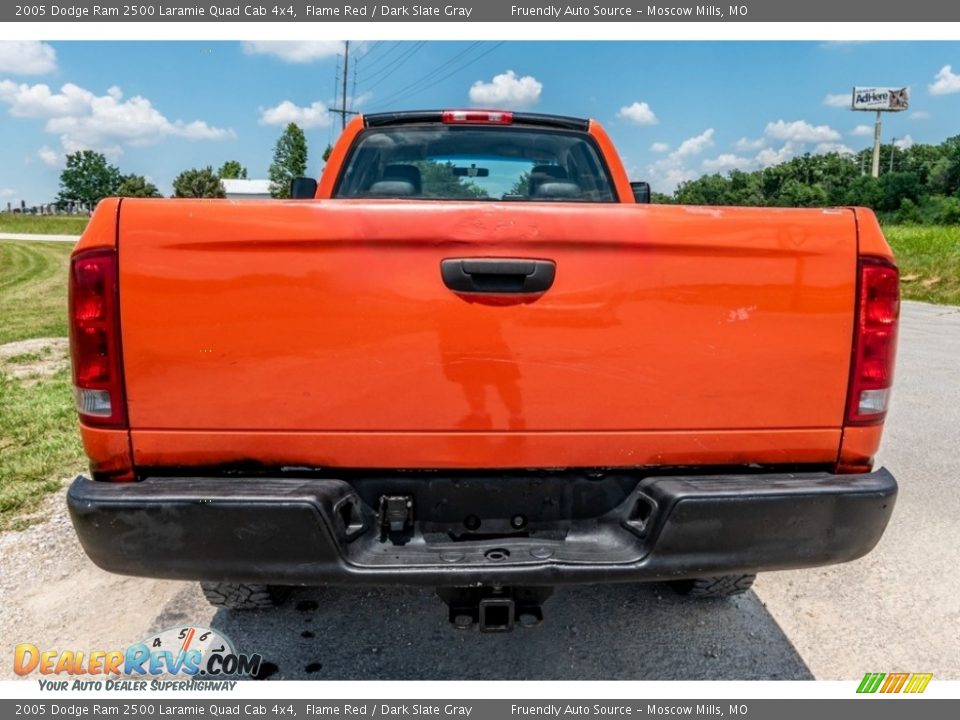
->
xmin=852 ymin=87 xmax=909 ymax=111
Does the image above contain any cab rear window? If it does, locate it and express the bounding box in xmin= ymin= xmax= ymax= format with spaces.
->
xmin=334 ymin=125 xmax=617 ymax=202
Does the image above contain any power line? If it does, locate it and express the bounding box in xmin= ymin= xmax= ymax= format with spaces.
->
xmin=363 ymin=42 xmax=427 ymax=88
xmin=374 ymin=42 xmax=484 ymax=107
xmin=356 ymin=42 xmax=407 ymax=78
xmin=359 ymin=41 xmax=384 ymax=58
xmin=377 ymin=42 xmax=505 ymax=108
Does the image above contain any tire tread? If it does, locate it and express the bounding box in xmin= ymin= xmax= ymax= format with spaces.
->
xmin=200 ymin=582 xmax=288 ymax=610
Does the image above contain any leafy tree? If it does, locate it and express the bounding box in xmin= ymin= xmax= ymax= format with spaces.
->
xmin=172 ymin=166 xmax=225 ymax=198
xmin=322 ymin=144 xmax=333 ymax=163
xmin=269 ymin=123 xmax=308 ymax=198
xmin=57 ymin=150 xmax=121 ymax=210
xmin=935 ymin=197 xmax=960 ymax=224
xmin=895 ymin=198 xmax=923 ymax=225
xmin=676 ymin=173 xmax=734 ymax=205
xmin=413 ymin=161 xmax=487 ymax=199
xmin=877 ymin=172 xmax=923 ymax=212
xmin=508 ymin=171 xmax=531 ymax=196
xmin=217 ymin=160 xmax=247 ymax=179
xmin=773 ymin=178 xmax=829 ymax=208
xmin=843 ymin=175 xmax=884 ymax=208
xmin=116 ymin=174 xmax=162 ymax=198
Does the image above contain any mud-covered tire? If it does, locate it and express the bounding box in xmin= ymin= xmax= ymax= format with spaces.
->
xmin=671 ymin=574 xmax=756 ymax=599
xmin=200 ymin=582 xmax=290 ymax=610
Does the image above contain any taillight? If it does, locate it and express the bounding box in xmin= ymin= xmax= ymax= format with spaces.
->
xmin=441 ymin=110 xmax=513 ymax=124
xmin=69 ymin=249 xmax=126 ymax=428
xmin=846 ymin=257 xmax=899 ymax=425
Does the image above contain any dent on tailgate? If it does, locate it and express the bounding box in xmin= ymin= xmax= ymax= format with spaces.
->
xmin=116 ymin=199 xmax=857 ymax=470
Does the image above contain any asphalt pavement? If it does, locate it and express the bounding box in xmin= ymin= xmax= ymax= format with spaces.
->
xmin=0 ymin=232 xmax=79 ymax=243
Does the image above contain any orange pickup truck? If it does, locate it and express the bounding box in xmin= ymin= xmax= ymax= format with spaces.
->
xmin=67 ymin=110 xmax=899 ymax=631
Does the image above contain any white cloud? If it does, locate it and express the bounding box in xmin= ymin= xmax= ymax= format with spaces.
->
xmin=0 ymin=41 xmax=57 ymax=75
xmin=823 ymin=93 xmax=851 ymax=108
xmin=37 ymin=146 xmax=60 ymax=167
xmin=242 ymin=41 xmax=344 ymax=64
xmin=616 ymin=101 xmax=658 ymax=126
xmin=647 ymin=165 xmax=699 ymax=191
xmin=643 ymin=129 xmax=714 ymax=192
xmin=468 ymin=70 xmax=542 ymax=109
xmin=0 ymin=81 xmax=234 ymax=158
xmin=674 ymin=128 xmax=715 ymax=157
xmin=765 ymin=119 xmax=841 ymax=143
xmin=910 ymin=111 xmax=931 ymax=120
xmin=815 ymin=142 xmax=855 ymax=156
xmin=0 ymin=81 xmax=94 ymax=118
xmin=702 ymin=154 xmax=753 ymax=173
xmin=0 ymin=187 xmax=16 ymax=199
xmin=756 ymin=143 xmax=798 ymax=168
xmin=650 ymin=142 xmax=670 ymax=153
xmin=259 ymin=100 xmax=333 ymax=129
xmin=734 ymin=137 xmax=765 ymax=152
xmin=894 ymin=135 xmax=915 ymax=150
xmin=850 ymin=124 xmax=874 ymax=137
xmin=929 ymin=65 xmax=960 ymax=95
xmin=340 ymin=91 xmax=373 ymax=109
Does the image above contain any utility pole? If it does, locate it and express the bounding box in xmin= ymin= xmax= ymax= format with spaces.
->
xmin=871 ymin=109 xmax=882 ymax=178
xmin=341 ymin=40 xmax=349 ymax=130
xmin=330 ymin=40 xmax=359 ymax=130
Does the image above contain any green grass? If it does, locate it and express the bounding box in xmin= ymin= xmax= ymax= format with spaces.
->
xmin=0 ymin=241 xmax=73 ymax=344
xmin=884 ymin=225 xmax=960 ymax=305
xmin=0 ymin=369 xmax=84 ymax=530
xmin=0 ymin=213 xmax=88 ymax=235
xmin=0 ymin=240 xmax=84 ymax=530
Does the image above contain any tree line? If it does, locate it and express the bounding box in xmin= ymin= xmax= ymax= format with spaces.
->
xmin=57 ymin=127 xmax=960 ymax=224
xmin=662 ymin=135 xmax=960 ymax=225
xmin=56 ymin=123 xmax=315 ymax=208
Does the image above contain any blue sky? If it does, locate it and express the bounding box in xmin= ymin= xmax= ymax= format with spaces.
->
xmin=1 ymin=40 xmax=959 ymax=205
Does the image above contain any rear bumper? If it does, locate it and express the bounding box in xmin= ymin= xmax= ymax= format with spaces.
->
xmin=67 ymin=469 xmax=897 ymax=587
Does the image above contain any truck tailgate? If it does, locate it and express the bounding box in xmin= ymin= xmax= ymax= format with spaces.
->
xmin=118 ymin=199 xmax=857 ymax=469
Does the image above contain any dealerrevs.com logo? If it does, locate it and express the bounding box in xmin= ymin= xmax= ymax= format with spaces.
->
xmin=14 ymin=626 xmax=263 ymax=685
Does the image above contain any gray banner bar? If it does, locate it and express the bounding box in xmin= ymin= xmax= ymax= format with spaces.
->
xmin=1 ymin=700 xmax=958 ymax=720
xmin=4 ymin=1 xmax=960 ymax=23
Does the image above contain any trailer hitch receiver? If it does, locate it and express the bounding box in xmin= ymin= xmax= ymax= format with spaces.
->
xmin=438 ymin=587 xmax=553 ymax=632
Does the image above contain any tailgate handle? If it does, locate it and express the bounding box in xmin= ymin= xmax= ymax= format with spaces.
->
xmin=441 ymin=258 xmax=556 ymax=295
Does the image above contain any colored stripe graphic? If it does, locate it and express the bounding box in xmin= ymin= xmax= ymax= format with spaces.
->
xmin=857 ymin=672 xmax=932 ymax=694
xmin=881 ymin=672 xmax=910 ymax=693
xmin=857 ymin=672 xmax=885 ymax=693
xmin=904 ymin=673 xmax=933 ymax=694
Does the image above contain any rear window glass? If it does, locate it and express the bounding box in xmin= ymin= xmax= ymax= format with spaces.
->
xmin=334 ymin=125 xmax=616 ymax=202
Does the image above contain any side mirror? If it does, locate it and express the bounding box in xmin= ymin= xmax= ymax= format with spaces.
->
xmin=290 ymin=177 xmax=318 ymax=199
xmin=630 ymin=181 xmax=651 ymax=204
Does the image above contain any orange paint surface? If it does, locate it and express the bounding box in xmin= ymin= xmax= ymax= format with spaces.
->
xmin=73 ymin=116 xmax=895 ymax=474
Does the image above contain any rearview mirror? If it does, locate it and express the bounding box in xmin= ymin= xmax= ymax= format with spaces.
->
xmin=290 ymin=177 xmax=318 ymax=199
xmin=631 ymin=181 xmax=651 ymax=204
xmin=452 ymin=165 xmax=490 ymax=178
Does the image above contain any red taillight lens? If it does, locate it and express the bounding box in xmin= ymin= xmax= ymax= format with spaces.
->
xmin=441 ymin=110 xmax=513 ymax=125
xmin=847 ymin=257 xmax=899 ymax=425
xmin=69 ymin=249 xmax=126 ymax=428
